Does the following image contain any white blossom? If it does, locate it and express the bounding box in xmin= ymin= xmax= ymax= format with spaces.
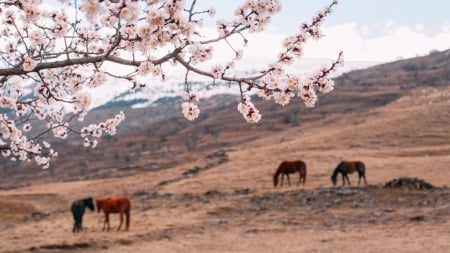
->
xmin=22 ymin=57 xmax=36 ymax=72
xmin=181 ymin=102 xmax=200 ymax=121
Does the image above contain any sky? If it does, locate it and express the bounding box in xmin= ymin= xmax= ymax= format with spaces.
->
xmin=195 ymin=0 xmax=450 ymax=63
xmin=36 ymin=0 xmax=450 ymax=107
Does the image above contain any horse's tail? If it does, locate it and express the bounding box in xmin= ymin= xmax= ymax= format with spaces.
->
xmin=297 ymin=161 xmax=306 ymax=184
xmin=359 ymin=161 xmax=367 ymax=184
xmin=357 ymin=161 xmax=366 ymax=175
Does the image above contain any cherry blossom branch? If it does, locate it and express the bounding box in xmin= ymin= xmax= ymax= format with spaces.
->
xmin=0 ymin=0 xmax=342 ymax=168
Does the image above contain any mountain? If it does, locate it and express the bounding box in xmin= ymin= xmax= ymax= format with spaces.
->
xmin=91 ymin=59 xmax=379 ymax=110
xmin=1 ymin=49 xmax=449 ymax=188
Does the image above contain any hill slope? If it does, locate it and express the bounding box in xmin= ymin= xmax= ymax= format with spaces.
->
xmin=1 ymin=49 xmax=449 ymax=187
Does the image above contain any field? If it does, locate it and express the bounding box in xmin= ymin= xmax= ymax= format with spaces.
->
xmin=0 ymin=152 xmax=449 ymax=253
xmin=1 ymin=52 xmax=450 ymax=252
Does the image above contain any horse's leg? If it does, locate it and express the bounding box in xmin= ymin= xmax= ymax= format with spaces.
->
xmin=102 ymin=213 xmax=110 ymax=231
xmin=118 ymin=211 xmax=124 ymax=231
xmin=79 ymin=214 xmax=83 ymax=231
xmin=297 ymin=172 xmax=301 ymax=186
xmin=102 ymin=215 xmax=106 ymax=231
xmin=72 ymin=212 xmax=77 ymax=233
xmin=286 ymin=174 xmax=291 ymax=186
xmin=280 ymin=174 xmax=284 ymax=187
xmin=345 ymin=174 xmax=351 ymax=186
xmin=125 ymin=209 xmax=130 ymax=231
xmin=106 ymin=213 xmax=111 ymax=231
xmin=362 ymin=169 xmax=367 ymax=186
xmin=341 ymin=173 xmax=346 ymax=186
xmin=80 ymin=210 xmax=84 ymax=231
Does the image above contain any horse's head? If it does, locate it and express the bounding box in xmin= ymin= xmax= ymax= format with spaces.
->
xmin=273 ymin=174 xmax=279 ymax=187
xmin=86 ymin=197 xmax=95 ymax=211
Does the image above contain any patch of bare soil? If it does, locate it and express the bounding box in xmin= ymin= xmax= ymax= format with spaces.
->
xmin=384 ymin=177 xmax=436 ymax=190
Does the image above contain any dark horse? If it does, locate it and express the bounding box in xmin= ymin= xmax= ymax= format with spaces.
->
xmin=331 ymin=161 xmax=367 ymax=186
xmin=70 ymin=197 xmax=95 ymax=233
xmin=273 ymin=160 xmax=307 ymax=187
xmin=96 ymin=197 xmax=131 ymax=231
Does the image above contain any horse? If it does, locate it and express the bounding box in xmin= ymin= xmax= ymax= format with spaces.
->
xmin=330 ymin=160 xmax=367 ymax=186
xmin=273 ymin=160 xmax=307 ymax=187
xmin=96 ymin=197 xmax=131 ymax=231
xmin=70 ymin=197 xmax=95 ymax=233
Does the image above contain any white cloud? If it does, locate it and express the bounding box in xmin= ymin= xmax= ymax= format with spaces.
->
xmin=442 ymin=21 xmax=450 ymax=32
xmin=316 ymin=23 xmax=450 ymax=62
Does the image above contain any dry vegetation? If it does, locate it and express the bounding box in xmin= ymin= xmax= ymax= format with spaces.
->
xmin=0 ymin=50 xmax=449 ymax=252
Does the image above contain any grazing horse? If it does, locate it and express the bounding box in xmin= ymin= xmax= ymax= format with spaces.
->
xmin=70 ymin=197 xmax=95 ymax=233
xmin=331 ymin=161 xmax=367 ymax=186
xmin=96 ymin=197 xmax=131 ymax=231
xmin=273 ymin=160 xmax=307 ymax=187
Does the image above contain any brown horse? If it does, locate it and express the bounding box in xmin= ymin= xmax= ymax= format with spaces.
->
xmin=331 ymin=161 xmax=367 ymax=186
xmin=273 ymin=160 xmax=307 ymax=187
xmin=96 ymin=197 xmax=131 ymax=231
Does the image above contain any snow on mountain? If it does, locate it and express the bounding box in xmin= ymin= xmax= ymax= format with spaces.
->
xmin=91 ymin=59 xmax=379 ymax=110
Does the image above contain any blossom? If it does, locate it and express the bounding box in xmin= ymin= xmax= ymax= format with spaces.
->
xmin=182 ymin=102 xmax=200 ymax=121
xmin=182 ymin=92 xmax=199 ymax=102
xmin=83 ymin=138 xmax=98 ymax=148
xmin=29 ymin=30 xmax=45 ymax=45
xmin=211 ymin=65 xmax=224 ymax=79
xmin=22 ymin=57 xmax=36 ymax=72
xmin=237 ymin=98 xmax=261 ymax=123
xmin=79 ymin=0 xmax=101 ymax=22
xmin=73 ymin=92 xmax=91 ymax=120
xmin=89 ymin=72 xmax=108 ymax=88
xmin=189 ymin=43 xmax=213 ymax=64
xmin=120 ymin=5 xmax=138 ymax=22
xmin=208 ymin=7 xmax=216 ymax=17
xmin=23 ymin=124 xmax=32 ymax=132
xmin=320 ymin=79 xmax=335 ymax=93
xmin=273 ymin=91 xmax=292 ymax=106
xmin=35 ymin=156 xmax=50 ymax=169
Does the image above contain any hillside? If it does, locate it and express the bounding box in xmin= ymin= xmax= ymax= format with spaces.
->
xmin=1 ymin=49 xmax=449 ymax=188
